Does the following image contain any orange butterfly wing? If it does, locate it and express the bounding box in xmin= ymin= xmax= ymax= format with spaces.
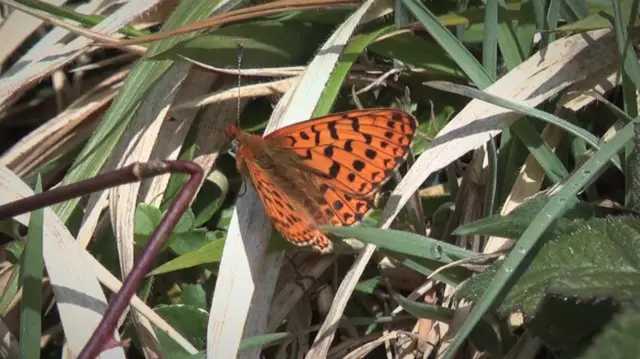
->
xmin=229 ymin=108 xmax=417 ymax=252
xmin=238 ymin=155 xmax=335 ymax=251
xmin=266 ymin=109 xmax=417 ymax=197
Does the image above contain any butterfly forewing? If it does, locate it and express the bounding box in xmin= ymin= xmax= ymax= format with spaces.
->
xmin=267 ymin=109 xmax=417 ymax=197
xmin=230 ymin=108 xmax=417 ymax=252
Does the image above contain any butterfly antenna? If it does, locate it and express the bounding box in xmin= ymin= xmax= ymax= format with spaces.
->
xmin=235 ymin=40 xmax=244 ymax=127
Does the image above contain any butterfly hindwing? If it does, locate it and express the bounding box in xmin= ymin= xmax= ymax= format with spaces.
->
xmin=241 ymin=155 xmax=334 ymax=252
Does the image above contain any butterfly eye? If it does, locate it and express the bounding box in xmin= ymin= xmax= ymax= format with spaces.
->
xmin=230 ymin=139 xmax=239 ymax=152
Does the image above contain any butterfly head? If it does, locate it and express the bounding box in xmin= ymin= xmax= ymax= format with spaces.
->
xmin=224 ymin=124 xmax=242 ymax=150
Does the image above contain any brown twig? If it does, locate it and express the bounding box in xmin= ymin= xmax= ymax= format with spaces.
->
xmin=99 ymin=0 xmax=360 ymax=48
xmin=0 ymin=160 xmax=204 ymax=358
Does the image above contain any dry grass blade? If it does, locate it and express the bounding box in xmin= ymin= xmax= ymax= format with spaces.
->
xmin=170 ymin=77 xmax=296 ymax=112
xmin=0 ymin=0 xmax=162 ymax=111
xmin=0 ymin=0 xmax=67 ymax=67
xmin=0 ymin=67 xmax=131 ymax=175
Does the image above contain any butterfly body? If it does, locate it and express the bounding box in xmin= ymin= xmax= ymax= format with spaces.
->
xmin=224 ymin=108 xmax=417 ymax=253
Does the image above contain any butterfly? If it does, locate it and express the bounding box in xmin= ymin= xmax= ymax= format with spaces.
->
xmin=224 ymin=108 xmax=417 ymax=253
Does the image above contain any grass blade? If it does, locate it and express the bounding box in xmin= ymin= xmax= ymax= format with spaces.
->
xmin=19 ymin=175 xmax=44 ymax=359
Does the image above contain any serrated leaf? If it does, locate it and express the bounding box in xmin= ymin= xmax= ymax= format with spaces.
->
xmin=578 ymin=307 xmax=640 ymax=359
xmin=528 ymin=295 xmax=618 ymax=350
xmin=459 ymin=216 xmax=640 ymax=315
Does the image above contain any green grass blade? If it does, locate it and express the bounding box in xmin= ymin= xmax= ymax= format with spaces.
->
xmin=496 ymin=0 xmax=526 ymax=69
xmin=482 ymin=0 xmax=498 ymax=78
xmin=483 ymin=136 xmax=498 ymax=217
xmin=19 ymin=175 xmax=44 ymax=359
xmin=400 ymin=0 xmax=492 ymax=89
xmin=509 ymin=118 xmax=568 ymax=183
xmin=442 ymin=118 xmax=637 ymax=359
xmin=313 ymin=25 xmax=395 ymax=117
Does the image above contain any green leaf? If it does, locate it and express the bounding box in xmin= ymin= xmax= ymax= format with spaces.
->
xmin=368 ymin=34 xmax=465 ymax=78
xmin=313 ymin=25 xmax=394 ymax=117
xmin=170 ymin=208 xmax=196 ymax=234
xmin=181 ymin=284 xmax=207 ymax=310
xmin=578 ymin=308 xmax=640 ymax=359
xmin=149 ymin=237 xmax=224 ymax=276
xmin=239 ymin=332 xmax=291 ymax=351
xmin=135 ymin=204 xmax=163 ymax=236
xmin=169 ymin=228 xmax=215 ymax=255
xmin=20 ymin=175 xmax=44 ymax=359
xmin=355 ymin=276 xmax=381 ymax=294
xmin=151 ymin=21 xmax=329 ymax=68
xmin=528 ymin=295 xmax=618 ymax=350
xmin=153 ymin=304 xmax=207 ymax=357
xmin=383 ymin=251 xmax=470 ymax=286
xmin=426 ymin=81 xmax=621 ymax=171
xmin=411 ymin=106 xmax=454 ymax=155
xmin=5 ymin=241 xmax=24 ymax=263
xmin=400 ymin=0 xmax=492 ymax=89
xmin=459 ymin=216 xmax=640 ymax=315
xmin=192 ymin=173 xmax=228 ymax=227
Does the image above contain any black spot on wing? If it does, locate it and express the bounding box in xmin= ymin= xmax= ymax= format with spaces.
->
xmin=300 ymin=131 xmax=310 ymax=140
xmin=365 ymin=149 xmax=376 ymax=159
xmin=328 ymin=121 xmax=339 ymax=139
xmin=351 ymin=118 xmax=360 ymax=132
xmin=323 ymin=145 xmax=334 ymax=158
xmin=328 ymin=161 xmax=340 ymax=178
xmin=353 ymin=160 xmax=365 ymax=172
xmin=344 ymin=140 xmax=353 ymax=152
